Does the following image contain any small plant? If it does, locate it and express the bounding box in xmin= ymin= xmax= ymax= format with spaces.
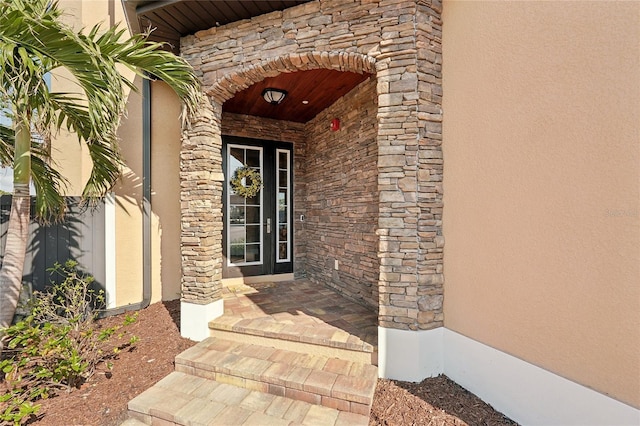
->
xmin=0 ymin=260 xmax=137 ymax=425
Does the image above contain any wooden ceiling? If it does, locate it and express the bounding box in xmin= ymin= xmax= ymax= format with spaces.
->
xmin=223 ymin=69 xmax=371 ymax=123
xmin=122 ymin=1 xmax=370 ymax=122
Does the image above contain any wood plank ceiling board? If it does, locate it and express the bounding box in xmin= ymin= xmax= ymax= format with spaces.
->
xmin=223 ymin=69 xmax=371 ymax=123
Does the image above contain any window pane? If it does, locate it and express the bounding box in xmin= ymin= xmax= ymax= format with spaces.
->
xmin=230 ymin=193 xmax=245 ymax=205
xmin=278 ymin=171 xmax=287 ymax=188
xmin=245 ymin=150 xmax=260 ymax=167
xmin=278 ymin=224 xmax=287 ymax=240
xmin=229 ymin=206 xmax=245 ymax=224
xmin=229 ymin=225 xmax=245 ymax=245
xmin=230 ymin=148 xmax=244 ymax=170
xmin=246 ymin=191 xmax=260 ymax=205
xmin=246 ymin=206 xmax=260 ymax=224
xmin=246 ymin=244 xmax=260 ymax=262
xmin=230 ymin=245 xmax=245 ymax=263
xmin=246 ymin=225 xmax=260 ymax=243
xmin=279 ymin=152 xmax=287 ymax=166
xmin=279 ymin=243 xmax=287 ymax=260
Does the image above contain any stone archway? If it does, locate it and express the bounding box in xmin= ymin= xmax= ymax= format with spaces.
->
xmin=178 ymin=52 xmax=378 ymax=340
xmin=205 ymin=52 xmax=376 ymax=105
xmin=178 ymin=0 xmax=444 ymax=382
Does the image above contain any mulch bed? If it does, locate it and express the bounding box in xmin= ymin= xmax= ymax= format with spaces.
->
xmin=370 ymin=377 xmax=518 ymax=425
xmin=25 ymin=301 xmax=517 ymax=426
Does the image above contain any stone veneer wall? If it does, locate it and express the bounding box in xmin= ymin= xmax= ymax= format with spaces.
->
xmin=221 ymin=113 xmax=308 ymax=274
xmin=414 ymin=0 xmax=444 ymax=327
xmin=180 ymin=0 xmax=443 ymax=330
xmin=180 ymin=99 xmax=223 ymax=304
xmin=304 ymin=78 xmax=379 ymax=309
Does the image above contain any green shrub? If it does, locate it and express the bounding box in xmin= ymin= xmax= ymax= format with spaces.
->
xmin=0 ymin=260 xmax=138 ymax=425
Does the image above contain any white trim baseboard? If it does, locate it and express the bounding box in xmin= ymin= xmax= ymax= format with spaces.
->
xmin=443 ymin=329 xmax=640 ymax=426
xmin=377 ymin=326 xmax=640 ymax=425
xmin=180 ymin=299 xmax=224 ymax=341
xmin=377 ymin=326 xmax=443 ymax=381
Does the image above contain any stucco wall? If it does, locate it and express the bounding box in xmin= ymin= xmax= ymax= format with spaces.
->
xmin=115 ymin=79 xmax=186 ymax=305
xmin=53 ymin=0 xmax=149 ymax=306
xmin=304 ymin=78 xmax=379 ymax=309
xmin=151 ymin=81 xmax=183 ymax=301
xmin=442 ymin=0 xmax=640 ymax=408
xmin=113 ymin=80 xmax=145 ymax=306
xmin=53 ymin=0 xmax=125 ymax=195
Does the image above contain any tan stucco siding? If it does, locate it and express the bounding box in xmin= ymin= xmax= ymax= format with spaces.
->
xmin=111 ymin=79 xmax=184 ymax=306
xmin=49 ymin=1 xmax=147 ymax=306
xmin=150 ymin=81 xmax=183 ymax=301
xmin=113 ymin=81 xmax=144 ymax=306
xmin=442 ymin=1 xmax=640 ymax=408
xmin=52 ymin=0 xmax=127 ymax=195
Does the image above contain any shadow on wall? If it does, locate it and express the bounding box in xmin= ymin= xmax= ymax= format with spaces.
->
xmin=0 ymin=195 xmax=107 ymax=316
xmin=162 ymin=299 xmax=181 ymax=331
xmin=113 ymin=168 xmax=143 ymax=215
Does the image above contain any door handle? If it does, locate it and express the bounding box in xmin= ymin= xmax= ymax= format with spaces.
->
xmin=266 ymin=218 xmax=271 ymax=234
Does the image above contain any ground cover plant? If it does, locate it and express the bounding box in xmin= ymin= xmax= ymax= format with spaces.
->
xmin=19 ymin=300 xmax=517 ymax=426
xmin=0 ymin=261 xmax=137 ymax=425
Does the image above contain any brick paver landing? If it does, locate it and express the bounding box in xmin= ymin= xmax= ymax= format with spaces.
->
xmin=214 ymin=279 xmax=378 ymax=359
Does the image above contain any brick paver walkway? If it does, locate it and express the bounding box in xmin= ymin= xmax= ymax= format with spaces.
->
xmin=126 ymin=279 xmax=379 ymax=425
xmin=216 ymin=279 xmax=378 ymax=353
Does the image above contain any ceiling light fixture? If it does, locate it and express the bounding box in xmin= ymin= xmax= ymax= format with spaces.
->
xmin=262 ymin=88 xmax=288 ymax=105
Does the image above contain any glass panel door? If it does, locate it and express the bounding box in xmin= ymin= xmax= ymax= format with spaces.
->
xmin=227 ymin=145 xmax=263 ymax=266
xmin=222 ymin=136 xmax=293 ymax=278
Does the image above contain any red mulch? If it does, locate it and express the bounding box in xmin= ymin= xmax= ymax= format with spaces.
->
xmin=24 ymin=301 xmax=517 ymax=426
xmin=369 ymin=377 xmax=518 ymax=426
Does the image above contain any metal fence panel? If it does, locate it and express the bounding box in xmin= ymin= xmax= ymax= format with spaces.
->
xmin=0 ymin=195 xmax=106 ymax=294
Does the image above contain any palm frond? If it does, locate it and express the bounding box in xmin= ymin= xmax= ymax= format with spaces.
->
xmin=31 ymin=144 xmax=67 ymax=224
xmin=0 ymin=123 xmax=14 ymax=167
xmin=0 ymin=125 xmax=67 ymax=224
xmin=0 ymin=0 xmax=201 ymax=220
xmin=98 ymin=26 xmax=201 ymax=118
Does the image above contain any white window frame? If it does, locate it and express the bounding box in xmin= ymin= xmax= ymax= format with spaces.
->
xmin=276 ymin=149 xmax=291 ymax=263
xmin=226 ymin=144 xmax=264 ymax=267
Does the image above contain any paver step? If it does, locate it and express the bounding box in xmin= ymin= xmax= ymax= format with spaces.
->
xmin=212 ymin=280 xmax=379 ymax=366
xmin=210 ymin=313 xmax=374 ymax=353
xmin=209 ymin=323 xmax=375 ymax=365
xmin=128 ymin=371 xmax=369 ymax=426
xmin=175 ymin=337 xmax=378 ymax=416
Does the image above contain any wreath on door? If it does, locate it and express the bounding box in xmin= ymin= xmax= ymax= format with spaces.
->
xmin=230 ymin=165 xmax=263 ymax=198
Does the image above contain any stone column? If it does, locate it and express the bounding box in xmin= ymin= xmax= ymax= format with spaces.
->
xmin=376 ymin=0 xmax=444 ymax=381
xmin=415 ymin=0 xmax=444 ymax=330
xmin=179 ymin=96 xmax=225 ymax=340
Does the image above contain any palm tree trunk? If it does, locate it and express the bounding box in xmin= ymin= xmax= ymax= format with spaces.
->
xmin=0 ymin=120 xmax=31 ymax=334
xmin=0 ymin=192 xmax=30 ymax=330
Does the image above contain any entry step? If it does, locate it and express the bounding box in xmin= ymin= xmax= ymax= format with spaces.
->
xmin=175 ymin=337 xmax=377 ymax=416
xmin=128 ymin=371 xmax=369 ymax=425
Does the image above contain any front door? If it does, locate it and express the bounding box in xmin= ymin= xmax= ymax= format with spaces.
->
xmin=222 ymin=136 xmax=294 ymax=278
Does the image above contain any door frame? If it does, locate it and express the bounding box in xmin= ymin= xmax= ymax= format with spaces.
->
xmin=221 ymin=136 xmax=294 ymax=279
